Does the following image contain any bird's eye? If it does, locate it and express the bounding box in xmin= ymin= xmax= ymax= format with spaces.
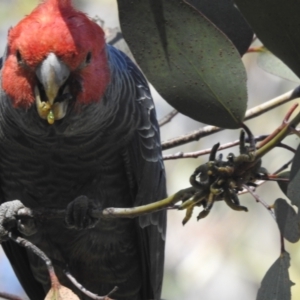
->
xmin=85 ymin=52 xmax=92 ymax=64
xmin=16 ymin=50 xmax=24 ymax=65
xmin=77 ymin=52 xmax=92 ymax=70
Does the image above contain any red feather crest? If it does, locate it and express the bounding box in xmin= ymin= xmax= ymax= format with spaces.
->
xmin=2 ymin=0 xmax=110 ymax=108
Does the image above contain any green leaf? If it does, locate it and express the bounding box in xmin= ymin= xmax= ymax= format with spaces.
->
xmin=257 ymin=50 xmax=299 ymax=82
xmin=274 ymin=198 xmax=300 ymax=243
xmin=276 ymin=171 xmax=290 ymax=196
xmin=256 ymin=251 xmax=294 ymax=300
xmin=234 ymin=0 xmax=300 ymax=79
xmin=117 ymin=0 xmax=248 ymax=129
xmin=187 ymin=0 xmax=253 ymax=56
xmin=287 ymin=144 xmax=300 ymax=209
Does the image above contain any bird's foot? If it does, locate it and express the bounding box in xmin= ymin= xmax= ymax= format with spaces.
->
xmin=65 ymin=196 xmax=99 ymax=230
xmin=0 ymin=200 xmax=36 ymax=242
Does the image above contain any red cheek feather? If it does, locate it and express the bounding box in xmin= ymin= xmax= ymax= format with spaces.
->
xmin=77 ymin=52 xmax=111 ymax=105
xmin=2 ymin=56 xmax=36 ymax=108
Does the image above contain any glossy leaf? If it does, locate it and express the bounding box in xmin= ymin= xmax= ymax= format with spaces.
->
xmin=187 ymin=0 xmax=253 ymax=56
xmin=257 ymin=50 xmax=299 ymax=82
xmin=287 ymin=144 xmax=300 ymax=209
xmin=276 ymin=171 xmax=290 ymax=196
xmin=274 ymin=198 xmax=300 ymax=243
xmin=256 ymin=251 xmax=294 ymax=300
xmin=235 ymin=0 xmax=300 ymax=79
xmin=118 ymin=0 xmax=248 ymax=128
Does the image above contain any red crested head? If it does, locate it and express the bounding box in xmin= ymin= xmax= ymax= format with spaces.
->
xmin=1 ymin=0 xmax=110 ymax=123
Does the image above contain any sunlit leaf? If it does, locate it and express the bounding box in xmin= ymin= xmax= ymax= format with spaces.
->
xmin=186 ymin=0 xmax=253 ymax=55
xmin=256 ymin=251 xmax=294 ymax=300
xmin=274 ymin=198 xmax=300 ymax=243
xmin=235 ymin=0 xmax=300 ymax=79
xmin=118 ymin=0 xmax=248 ymax=128
xmin=257 ymin=50 xmax=299 ymax=82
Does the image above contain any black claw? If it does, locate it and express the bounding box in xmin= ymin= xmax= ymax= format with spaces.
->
xmin=17 ymin=218 xmax=37 ymax=236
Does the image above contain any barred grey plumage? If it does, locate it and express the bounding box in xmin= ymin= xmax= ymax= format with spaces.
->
xmin=0 ymin=41 xmax=166 ymax=299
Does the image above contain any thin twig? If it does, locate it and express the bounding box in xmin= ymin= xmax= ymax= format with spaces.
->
xmin=159 ymin=109 xmax=178 ymax=126
xmin=0 ymin=292 xmax=24 ymax=300
xmin=8 ymin=233 xmax=62 ymax=295
xmin=163 ymin=135 xmax=296 ymax=160
xmin=9 ymin=233 xmax=53 ymax=271
xmin=273 ymin=158 xmax=294 ymax=175
xmin=244 ymin=87 xmax=300 ymax=120
xmin=236 ymin=157 xmax=292 ymax=197
xmin=257 ymin=103 xmax=298 ymax=148
xmin=163 ymin=138 xmax=240 ymax=160
xmin=162 ymin=86 xmax=300 ymax=150
xmin=276 ymin=143 xmax=296 ymax=153
xmin=243 ymin=184 xmax=276 ymax=219
xmin=255 ymin=109 xmax=300 ymax=160
xmin=9 ymin=233 xmax=119 ymax=300
xmin=162 ymin=124 xmax=221 ymax=150
xmin=261 ymin=176 xmax=289 ymax=182
xmin=17 ymin=189 xmax=195 ymax=221
xmin=64 ymin=269 xmax=117 ymax=300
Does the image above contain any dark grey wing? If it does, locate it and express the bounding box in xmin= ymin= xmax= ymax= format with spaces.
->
xmin=0 ymin=54 xmax=46 ymax=300
xmin=130 ymin=96 xmax=167 ymax=300
xmin=106 ymin=45 xmax=167 ymax=299
xmin=127 ymin=80 xmax=167 ymax=299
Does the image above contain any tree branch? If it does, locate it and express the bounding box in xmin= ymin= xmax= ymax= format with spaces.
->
xmin=64 ymin=269 xmax=117 ymax=300
xmin=255 ymin=107 xmax=300 ymax=159
xmin=162 ymin=86 xmax=300 ymax=150
xmin=159 ymin=109 xmax=178 ymax=126
xmin=0 ymin=293 xmax=23 ymax=300
xmin=17 ymin=188 xmax=196 ymax=222
xmin=8 ymin=233 xmax=118 ymax=300
xmin=243 ymin=184 xmax=276 ymax=220
xmin=163 ymin=135 xmax=297 ymax=160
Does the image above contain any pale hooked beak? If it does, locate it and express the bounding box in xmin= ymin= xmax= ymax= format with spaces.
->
xmin=35 ymin=53 xmax=71 ymax=124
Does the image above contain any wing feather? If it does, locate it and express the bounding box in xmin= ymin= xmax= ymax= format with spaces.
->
xmin=106 ymin=46 xmax=167 ymax=298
